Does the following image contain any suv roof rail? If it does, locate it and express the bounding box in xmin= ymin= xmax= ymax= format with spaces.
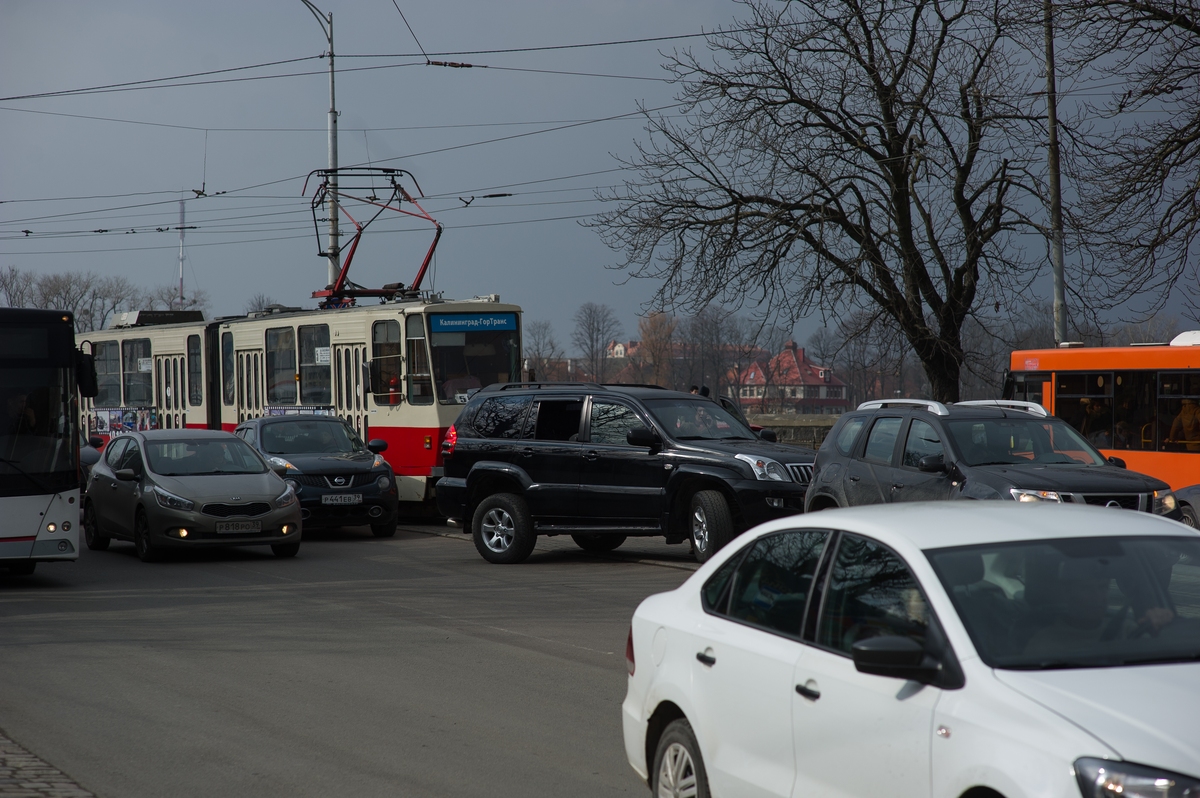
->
xmin=954 ymin=399 xmax=1049 ymax=417
xmin=601 ymin=383 xmax=667 ymax=390
xmin=485 ymin=381 xmax=604 ymax=392
xmin=857 ymin=399 xmax=950 ymax=416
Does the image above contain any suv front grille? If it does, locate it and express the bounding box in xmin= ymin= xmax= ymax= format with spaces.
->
xmin=1076 ymin=493 xmax=1143 ymax=511
xmin=293 ymin=474 xmax=366 ymax=489
xmin=788 ymin=464 xmax=815 ymax=484
xmin=202 ymin=502 xmax=272 ymax=518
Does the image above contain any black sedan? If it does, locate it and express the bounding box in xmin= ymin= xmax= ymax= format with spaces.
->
xmin=234 ymin=415 xmax=399 ymax=537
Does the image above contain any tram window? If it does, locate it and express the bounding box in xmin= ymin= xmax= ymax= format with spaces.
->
xmin=122 ymin=338 xmax=153 ymax=406
xmin=427 ymin=313 xmax=520 ymax=405
xmin=371 ymin=320 xmax=403 ymax=406
xmin=253 ymin=353 xmax=261 ymax=409
xmin=354 ymin=348 xmax=362 ymax=411
xmin=94 ymin=341 xmax=121 ymax=407
xmin=237 ymin=354 xmax=245 ymax=409
xmin=155 ymin=360 xmax=163 ymax=410
xmin=336 ymin=348 xmax=344 ymax=407
xmin=299 ymin=324 xmax=332 ymax=406
xmin=266 ymin=327 xmax=297 ymax=405
xmin=172 ymin=359 xmax=180 ymax=410
xmin=406 ymin=316 xmax=434 ymax=406
xmin=187 ymin=336 xmax=202 ymax=406
xmin=1056 ymin=372 xmax=1114 ymax=448
xmin=221 ymin=332 xmax=234 ymax=406
xmin=1159 ymin=372 xmax=1200 ymax=452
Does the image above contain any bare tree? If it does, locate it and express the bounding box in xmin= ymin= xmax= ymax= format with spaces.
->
xmin=524 ymin=319 xmax=565 ymax=381
xmin=572 ymin=303 xmax=623 ymax=382
xmin=143 ymin=284 xmax=210 ymax=314
xmin=244 ymin=293 xmax=278 ymax=314
xmin=637 ymin=312 xmax=678 ymax=388
xmin=595 ymin=0 xmax=1054 ymax=402
xmin=0 ymin=267 xmax=36 ymax=308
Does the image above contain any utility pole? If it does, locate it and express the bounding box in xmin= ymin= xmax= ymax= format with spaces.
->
xmin=1044 ymin=0 xmax=1068 ymax=345
xmin=177 ymin=199 xmax=186 ymax=309
xmin=301 ymin=0 xmax=340 ymax=288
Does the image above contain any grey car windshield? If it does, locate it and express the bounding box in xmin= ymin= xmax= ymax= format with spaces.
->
xmin=145 ymin=438 xmax=267 ymax=476
xmin=261 ymin=420 xmax=364 ymax=455
xmin=928 ymin=536 xmax=1200 ymax=669
xmin=644 ymin=398 xmax=756 ymax=441
xmin=946 ymin=418 xmax=1106 ymax=466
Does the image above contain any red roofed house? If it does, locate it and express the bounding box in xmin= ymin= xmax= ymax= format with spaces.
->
xmin=733 ymin=341 xmax=850 ymax=415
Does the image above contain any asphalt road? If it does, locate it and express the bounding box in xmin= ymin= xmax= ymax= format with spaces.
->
xmin=0 ymin=525 xmax=697 ymax=798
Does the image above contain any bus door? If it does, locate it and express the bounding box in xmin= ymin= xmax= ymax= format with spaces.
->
xmin=333 ymin=343 xmax=368 ymax=440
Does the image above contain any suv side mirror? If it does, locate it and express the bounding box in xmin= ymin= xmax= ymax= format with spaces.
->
xmin=759 ymin=428 xmax=778 ymax=443
xmin=114 ymin=468 xmax=139 ymax=482
xmin=1107 ymin=455 xmax=1126 ymax=469
xmin=367 ymin=439 xmax=388 ymax=454
xmin=851 ymin=636 xmax=940 ymax=684
xmin=627 ymin=426 xmax=660 ymax=449
xmin=918 ymin=453 xmax=947 ymax=473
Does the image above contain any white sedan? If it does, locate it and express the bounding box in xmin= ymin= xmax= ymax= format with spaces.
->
xmin=622 ymin=502 xmax=1200 ymax=798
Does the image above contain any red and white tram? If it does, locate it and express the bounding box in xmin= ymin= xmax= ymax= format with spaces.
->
xmin=78 ymin=295 xmax=523 ymax=512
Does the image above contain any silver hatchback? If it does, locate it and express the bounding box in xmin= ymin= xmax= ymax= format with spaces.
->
xmin=83 ymin=430 xmax=302 ymax=562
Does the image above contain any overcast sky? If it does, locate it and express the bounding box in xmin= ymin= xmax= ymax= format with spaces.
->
xmin=4 ymin=1 xmax=1195 ymax=358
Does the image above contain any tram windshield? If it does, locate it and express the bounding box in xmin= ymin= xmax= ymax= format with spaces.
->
xmin=0 ymin=323 xmax=77 ymax=496
xmin=427 ymin=313 xmax=521 ymax=404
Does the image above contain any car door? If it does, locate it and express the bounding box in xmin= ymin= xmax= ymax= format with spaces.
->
xmin=686 ymin=529 xmax=831 ymax=798
xmin=517 ymin=396 xmax=584 ymax=521
xmin=891 ymin=418 xmax=954 ymax=502
xmin=90 ymin=437 xmax=127 ymax=532
xmin=109 ymin=439 xmax=146 ymax=534
xmin=791 ymin=532 xmax=942 ymax=798
xmin=843 ymin=416 xmax=903 ymax=505
xmin=579 ymin=397 xmax=667 ymax=525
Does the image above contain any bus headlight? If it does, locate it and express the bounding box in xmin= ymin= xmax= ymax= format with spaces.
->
xmin=1153 ymin=490 xmax=1178 ymax=514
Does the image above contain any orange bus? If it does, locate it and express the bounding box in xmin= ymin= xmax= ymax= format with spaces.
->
xmin=1006 ymin=335 xmax=1200 ymax=503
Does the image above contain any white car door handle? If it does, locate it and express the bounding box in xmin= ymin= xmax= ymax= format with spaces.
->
xmin=696 ymin=651 xmax=716 ymax=666
xmin=795 ymin=683 xmax=821 ymax=701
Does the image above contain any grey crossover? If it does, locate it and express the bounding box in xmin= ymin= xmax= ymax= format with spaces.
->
xmin=82 ymin=430 xmax=303 ymax=562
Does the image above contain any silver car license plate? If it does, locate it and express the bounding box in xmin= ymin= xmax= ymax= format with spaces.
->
xmin=215 ymin=520 xmax=261 ymax=534
xmin=322 ymin=493 xmax=362 ymax=505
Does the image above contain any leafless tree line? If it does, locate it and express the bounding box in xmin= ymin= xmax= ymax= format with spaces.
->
xmin=0 ymin=266 xmax=209 ymax=332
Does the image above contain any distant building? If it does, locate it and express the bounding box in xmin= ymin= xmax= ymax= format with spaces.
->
xmin=733 ymin=341 xmax=850 ymax=415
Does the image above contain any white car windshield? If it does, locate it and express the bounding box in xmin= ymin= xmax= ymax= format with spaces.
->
xmin=927 ymin=536 xmax=1200 ymax=669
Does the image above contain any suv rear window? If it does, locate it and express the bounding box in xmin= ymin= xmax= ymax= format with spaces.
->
xmin=471 ymin=396 xmax=532 ymax=439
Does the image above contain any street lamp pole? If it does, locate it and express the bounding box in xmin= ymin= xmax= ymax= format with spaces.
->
xmin=301 ymin=0 xmax=339 ymax=288
xmin=1044 ymin=0 xmax=1067 ymax=345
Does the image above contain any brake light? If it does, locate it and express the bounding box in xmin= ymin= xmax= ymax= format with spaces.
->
xmin=442 ymin=424 xmax=458 ymax=456
xmin=625 ymin=626 xmax=635 ymax=676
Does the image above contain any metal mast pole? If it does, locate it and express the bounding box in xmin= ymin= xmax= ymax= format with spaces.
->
xmin=177 ymin=199 xmax=186 ymax=309
xmin=301 ymin=1 xmax=339 ymax=287
xmin=1044 ymin=0 xmax=1067 ymax=345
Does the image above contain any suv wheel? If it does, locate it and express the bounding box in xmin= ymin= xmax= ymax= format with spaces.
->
xmin=690 ymin=490 xmax=733 ymax=563
xmin=472 ymin=493 xmax=536 ymax=564
xmin=571 ymin=534 xmax=626 ymax=554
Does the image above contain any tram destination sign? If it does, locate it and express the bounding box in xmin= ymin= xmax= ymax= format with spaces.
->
xmin=429 ymin=313 xmax=517 ymax=333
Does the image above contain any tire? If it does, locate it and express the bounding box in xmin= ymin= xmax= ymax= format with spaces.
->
xmin=271 ymin=542 xmax=300 ymax=558
xmin=83 ymin=501 xmax=110 ymax=551
xmin=571 ymin=534 xmax=626 ymax=554
xmin=471 ymin=493 xmax=536 ymax=564
xmin=652 ymin=719 xmax=710 ymax=798
xmin=133 ymin=511 xmax=160 ymax=563
xmin=6 ymin=561 xmax=36 ymax=576
xmin=1181 ymin=504 xmax=1197 ymax=529
xmin=371 ymin=520 xmax=397 ymax=538
xmin=689 ymin=489 xmax=733 ymax=563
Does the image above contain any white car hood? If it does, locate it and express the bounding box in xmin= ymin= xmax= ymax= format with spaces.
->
xmin=995 ymin=664 xmax=1200 ymax=777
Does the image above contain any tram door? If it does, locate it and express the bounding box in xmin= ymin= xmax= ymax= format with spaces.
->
xmin=235 ymin=349 xmax=263 ymax=423
xmin=154 ymin=353 xmax=185 ymax=430
xmin=334 ymin=343 xmax=369 ymax=440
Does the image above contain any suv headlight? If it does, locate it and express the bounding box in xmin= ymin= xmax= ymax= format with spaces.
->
xmin=376 ymin=474 xmax=392 ymax=491
xmin=153 ymin=486 xmax=195 ymax=511
xmin=372 ymin=454 xmax=387 ymax=469
xmin=268 ymin=456 xmax=300 ymax=473
xmin=275 ymin=485 xmax=296 ymax=508
xmin=1010 ymin=488 xmax=1063 ymax=502
xmin=1153 ymin=490 xmax=1178 ymax=515
xmin=1075 ymin=757 xmax=1200 ymax=798
xmin=735 ymin=453 xmax=792 ymax=482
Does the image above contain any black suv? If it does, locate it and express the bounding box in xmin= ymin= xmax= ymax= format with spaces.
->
xmin=804 ymin=399 xmax=1183 ymax=520
xmin=435 ymin=383 xmax=816 ymax=563
xmin=234 ymin=415 xmax=400 ymax=537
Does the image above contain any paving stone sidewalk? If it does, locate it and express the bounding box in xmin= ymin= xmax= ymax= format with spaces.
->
xmin=0 ymin=731 xmax=94 ymax=798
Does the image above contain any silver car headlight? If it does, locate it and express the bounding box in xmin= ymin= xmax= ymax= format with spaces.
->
xmin=1075 ymin=757 xmax=1200 ymax=798
xmin=1153 ymin=490 xmax=1178 ymax=515
xmin=1010 ymin=488 xmax=1063 ymax=503
xmin=735 ymin=453 xmax=792 ymax=482
xmin=275 ymin=485 xmax=297 ymax=509
xmin=152 ymin=486 xmax=195 ymax=512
